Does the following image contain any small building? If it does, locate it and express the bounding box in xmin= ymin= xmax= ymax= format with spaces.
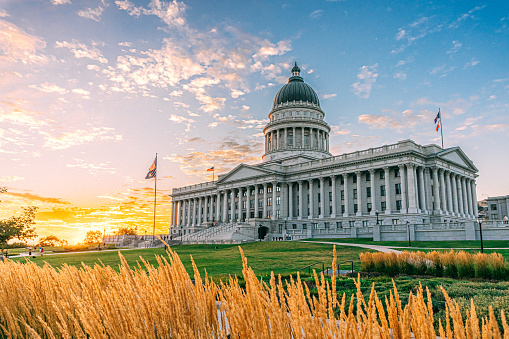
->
xmin=486 ymin=195 xmax=509 ymax=221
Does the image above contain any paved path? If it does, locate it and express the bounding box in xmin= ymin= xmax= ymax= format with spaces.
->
xmin=6 ymin=247 xmax=157 ymax=259
xmin=299 ymin=240 xmax=401 ymax=254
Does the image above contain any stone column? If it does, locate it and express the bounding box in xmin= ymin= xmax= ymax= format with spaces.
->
xmin=406 ymin=164 xmax=418 ymax=213
xmin=263 ymin=183 xmax=268 ymax=218
xmin=462 ymin=177 xmax=469 ymax=218
xmin=369 ymin=170 xmax=376 ymax=214
xmin=272 ymin=181 xmax=277 ymax=220
xmin=446 ymin=172 xmax=454 ymax=216
xmin=230 ymin=189 xmax=236 ymax=222
xmin=222 ymin=191 xmax=228 ymax=222
xmin=308 ymin=179 xmax=314 ymax=219
xmin=456 ymin=175 xmax=464 ymax=216
xmin=319 ymin=177 xmax=325 ymax=218
xmin=254 ymin=185 xmax=259 ymax=218
xmin=215 ymin=193 xmax=220 ymax=222
xmin=310 ymin=128 xmax=314 ymax=149
xmin=182 ymin=200 xmax=187 ymax=226
xmin=288 ymin=182 xmax=293 ymax=220
xmin=276 ymin=130 xmax=280 ymax=150
xmin=399 ymin=164 xmax=408 ymax=213
xmin=191 ymin=198 xmax=196 ymax=226
xmin=284 ymin=128 xmax=288 ymax=149
xmin=197 ymin=197 xmax=202 ymax=225
xmin=301 ymin=127 xmax=305 ymax=148
xmin=171 ymin=201 xmax=176 ymax=225
xmin=451 ymin=174 xmax=459 ymax=215
xmin=471 ymin=180 xmax=478 ymax=217
xmin=356 ymin=171 xmax=363 ymax=216
xmin=331 ymin=176 xmax=337 ymax=217
xmin=384 ymin=167 xmax=392 ymax=214
xmin=343 ymin=173 xmax=350 ymax=217
xmin=466 ymin=179 xmax=473 ymax=219
xmin=298 ymin=180 xmax=303 ymax=220
xmin=432 ymin=167 xmax=441 ymax=214
xmin=246 ymin=187 xmax=251 ymax=220
xmin=418 ymin=167 xmax=426 ymax=212
xmin=439 ymin=169 xmax=447 ymax=214
xmin=292 ymin=127 xmax=296 ymax=147
xmin=424 ymin=168 xmax=433 ymax=212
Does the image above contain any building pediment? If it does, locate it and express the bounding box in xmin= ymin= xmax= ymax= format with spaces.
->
xmin=217 ymin=164 xmax=275 ymax=184
xmin=438 ymin=147 xmax=478 ymax=172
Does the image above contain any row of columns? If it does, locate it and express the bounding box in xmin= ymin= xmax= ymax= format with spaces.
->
xmin=265 ymin=126 xmax=329 ymax=153
xmin=171 ymin=165 xmax=477 ymax=226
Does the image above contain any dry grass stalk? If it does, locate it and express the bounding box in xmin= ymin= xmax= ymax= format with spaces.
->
xmin=0 ymin=246 xmax=507 ymax=338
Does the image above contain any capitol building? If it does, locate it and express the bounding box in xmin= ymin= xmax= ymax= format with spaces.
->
xmin=170 ymin=63 xmax=484 ymax=242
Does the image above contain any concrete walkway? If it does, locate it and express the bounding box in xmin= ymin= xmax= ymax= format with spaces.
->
xmin=6 ymin=247 xmax=156 ymax=259
xmin=299 ymin=240 xmax=401 ymax=254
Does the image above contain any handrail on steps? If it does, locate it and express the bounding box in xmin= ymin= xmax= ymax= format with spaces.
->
xmin=295 ymin=262 xmax=325 ymax=275
xmin=325 ymin=260 xmax=354 ymax=275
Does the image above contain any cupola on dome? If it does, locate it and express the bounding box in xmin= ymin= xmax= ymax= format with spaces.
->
xmin=272 ymin=62 xmax=320 ymax=108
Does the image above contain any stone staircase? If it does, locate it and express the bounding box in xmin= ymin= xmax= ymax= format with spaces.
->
xmin=181 ymin=222 xmax=256 ymax=243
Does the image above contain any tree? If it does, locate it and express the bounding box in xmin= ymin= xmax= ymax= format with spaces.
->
xmin=83 ymin=230 xmax=103 ymax=244
xmin=0 ymin=206 xmax=38 ymax=246
xmin=115 ymin=227 xmax=137 ymax=235
xmin=37 ymin=235 xmax=68 ymax=247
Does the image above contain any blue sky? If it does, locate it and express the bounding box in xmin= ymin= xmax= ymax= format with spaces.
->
xmin=1 ymin=0 xmax=508 ymax=243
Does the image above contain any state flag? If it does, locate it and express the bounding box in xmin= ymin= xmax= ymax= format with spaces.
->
xmin=207 ymin=166 xmax=214 ymax=172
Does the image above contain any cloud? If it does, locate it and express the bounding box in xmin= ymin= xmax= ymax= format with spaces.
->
xmin=393 ymin=72 xmax=407 ymax=80
xmin=358 ymin=108 xmax=431 ymax=131
xmin=330 ymin=125 xmax=351 ymax=135
xmin=55 ymin=39 xmax=108 ymax=64
xmin=41 ymin=126 xmax=122 ymax=150
xmin=0 ymin=176 xmax=24 ymax=183
xmin=5 ymin=192 xmax=70 ymax=204
xmin=391 ymin=16 xmax=442 ymax=54
xmin=0 ymin=9 xmax=9 ymax=17
xmin=0 ymin=19 xmax=48 ymax=65
xmin=309 ymin=10 xmax=323 ymax=19
xmin=446 ymin=40 xmax=462 ymax=54
xmin=72 ymin=88 xmax=91 ymax=99
xmin=115 ymin=0 xmax=187 ymax=28
xmin=66 ymin=158 xmax=116 ymax=175
xmin=169 ymin=114 xmax=194 ymax=132
xmin=322 ymin=94 xmax=337 ymax=99
xmin=51 ymin=0 xmax=71 ymax=4
xmin=449 ymin=5 xmax=486 ymax=29
xmin=352 ymin=64 xmax=378 ymax=99
xmin=77 ymin=6 xmax=105 ymax=22
xmin=464 ymin=59 xmax=479 ymax=68
xmin=241 ymin=105 xmax=250 ymax=111
xmin=30 ymin=82 xmax=68 ymax=95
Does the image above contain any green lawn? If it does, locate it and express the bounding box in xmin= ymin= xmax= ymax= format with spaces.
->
xmin=308 ymin=237 xmax=509 ymax=249
xmin=11 ymin=241 xmax=372 ymax=279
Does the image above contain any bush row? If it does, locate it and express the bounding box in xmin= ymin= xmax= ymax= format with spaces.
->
xmin=360 ymin=250 xmax=509 ymax=280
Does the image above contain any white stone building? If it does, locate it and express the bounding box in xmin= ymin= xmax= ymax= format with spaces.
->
xmin=170 ymin=64 xmax=481 ymax=242
xmin=486 ymin=195 xmax=509 ymax=221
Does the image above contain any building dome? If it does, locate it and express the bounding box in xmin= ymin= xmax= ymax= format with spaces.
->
xmin=272 ymin=62 xmax=320 ymax=108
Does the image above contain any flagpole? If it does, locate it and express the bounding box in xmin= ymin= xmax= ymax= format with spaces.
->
xmin=439 ymin=108 xmax=444 ymax=149
xmin=153 ymin=153 xmax=157 ymax=237
xmin=213 ymin=166 xmax=215 ymax=182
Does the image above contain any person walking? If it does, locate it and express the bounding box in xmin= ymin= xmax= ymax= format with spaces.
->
xmin=503 ymin=215 xmax=509 ymax=224
xmin=40 ymin=247 xmax=44 ymax=257
xmin=28 ymin=247 xmax=32 ymax=256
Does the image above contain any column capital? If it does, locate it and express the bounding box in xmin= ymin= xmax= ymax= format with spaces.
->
xmin=319 ymin=177 xmax=325 ymax=183
xmin=423 ymin=167 xmax=430 ymax=173
xmin=330 ymin=175 xmax=336 ymax=181
xmin=342 ymin=172 xmax=348 ymax=178
xmin=297 ymin=180 xmax=303 ymax=185
xmin=398 ymin=164 xmax=405 ymax=169
xmin=383 ymin=166 xmax=390 ymax=171
xmin=308 ymin=178 xmax=314 ymax=184
xmin=406 ymin=163 xmax=415 ymax=169
xmin=369 ymin=169 xmax=375 ymax=174
xmin=263 ymin=182 xmax=268 ymax=187
xmin=355 ymin=171 xmax=361 ymax=176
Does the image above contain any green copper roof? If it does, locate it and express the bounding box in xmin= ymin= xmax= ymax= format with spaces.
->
xmin=273 ymin=63 xmax=320 ymax=108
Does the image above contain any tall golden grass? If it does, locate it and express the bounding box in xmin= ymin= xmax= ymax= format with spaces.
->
xmin=0 ymin=247 xmax=507 ymax=338
xmin=360 ymin=250 xmax=509 ymax=280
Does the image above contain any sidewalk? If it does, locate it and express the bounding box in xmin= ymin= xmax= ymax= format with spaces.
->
xmin=299 ymin=240 xmax=401 ymax=254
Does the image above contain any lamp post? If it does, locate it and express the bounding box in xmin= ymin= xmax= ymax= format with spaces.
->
xmin=375 ymin=210 xmax=379 ymax=225
xmin=477 ymin=215 xmax=484 ymax=253
xmin=406 ymin=221 xmax=411 ymax=247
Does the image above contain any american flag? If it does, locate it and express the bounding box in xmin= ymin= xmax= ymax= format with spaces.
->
xmin=145 ymin=156 xmax=157 ymax=179
xmin=207 ymin=166 xmax=214 ymax=172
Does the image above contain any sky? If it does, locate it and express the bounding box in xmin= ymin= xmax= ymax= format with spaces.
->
xmin=1 ymin=0 xmax=508 ymax=244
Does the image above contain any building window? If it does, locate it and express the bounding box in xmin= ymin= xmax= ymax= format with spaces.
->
xmin=276 ymin=185 xmax=281 ymax=192
xmin=325 ymin=222 xmax=329 ymax=229
xmin=267 ymin=210 xmax=271 ymax=217
xmin=392 ymin=219 xmax=399 ymax=225
xmin=329 ymin=192 xmax=332 ymax=201
xmin=380 ymin=185 xmax=386 ymax=197
xmin=395 ymin=169 xmax=400 ymax=177
xmin=243 ymin=191 xmax=247 ymax=197
xmin=367 ymin=202 xmax=372 ymax=212
xmin=353 ymin=175 xmax=357 ymax=183
xmin=396 ymin=200 xmax=402 ymax=210
xmin=289 ymin=134 xmax=293 ymax=146
xmin=492 ymin=215 xmax=499 ymax=220
xmin=341 ymin=205 xmax=345 ymax=213
xmin=380 ymin=171 xmax=385 ymax=180
xmin=336 ymin=221 xmax=342 ymax=228
xmin=381 ymin=201 xmax=386 ymax=211
xmin=349 ymin=220 xmax=355 ymax=227
xmin=302 ymin=224 xmax=306 ymax=229
xmin=276 ymin=196 xmax=281 ymax=205
xmin=366 ymin=173 xmax=370 ymax=181
xmin=259 ymin=188 xmax=263 ymax=194
xmin=250 ymin=200 xmax=254 ymax=208
xmin=318 ymin=193 xmax=321 ymax=202
xmin=341 ymin=190 xmax=345 ymax=200
xmin=258 ymin=200 xmax=263 ymax=208
xmin=267 ymin=197 xmax=272 ymax=206
xmin=268 ymin=186 xmax=272 ymax=193
xmin=362 ymin=220 xmax=368 ymax=227
xmin=243 ymin=201 xmax=247 ymax=209
xmin=354 ymin=204 xmax=358 ymax=213
xmin=491 ymin=204 xmax=497 ymax=211
xmin=235 ymin=202 xmax=238 ymax=210
xmin=318 ymin=207 xmax=321 ymax=215
xmin=236 ymin=191 xmax=240 ymax=198
xmin=340 ymin=176 xmax=344 ymax=185
xmin=366 ymin=187 xmax=371 ymax=198
xmin=395 ymin=183 xmax=401 ymax=195
xmin=329 ymin=206 xmax=333 ymax=214
xmin=251 ymin=190 xmax=255 ymax=196
xmin=329 ymin=179 xmax=332 ymax=186
xmin=276 ymin=210 xmax=280 ymax=218
xmin=353 ymin=189 xmax=358 ymax=199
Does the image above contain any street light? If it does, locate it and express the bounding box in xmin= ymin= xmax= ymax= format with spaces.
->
xmin=477 ymin=215 xmax=484 ymax=253
xmin=375 ymin=210 xmax=380 ymax=225
xmin=406 ymin=221 xmax=411 ymax=247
